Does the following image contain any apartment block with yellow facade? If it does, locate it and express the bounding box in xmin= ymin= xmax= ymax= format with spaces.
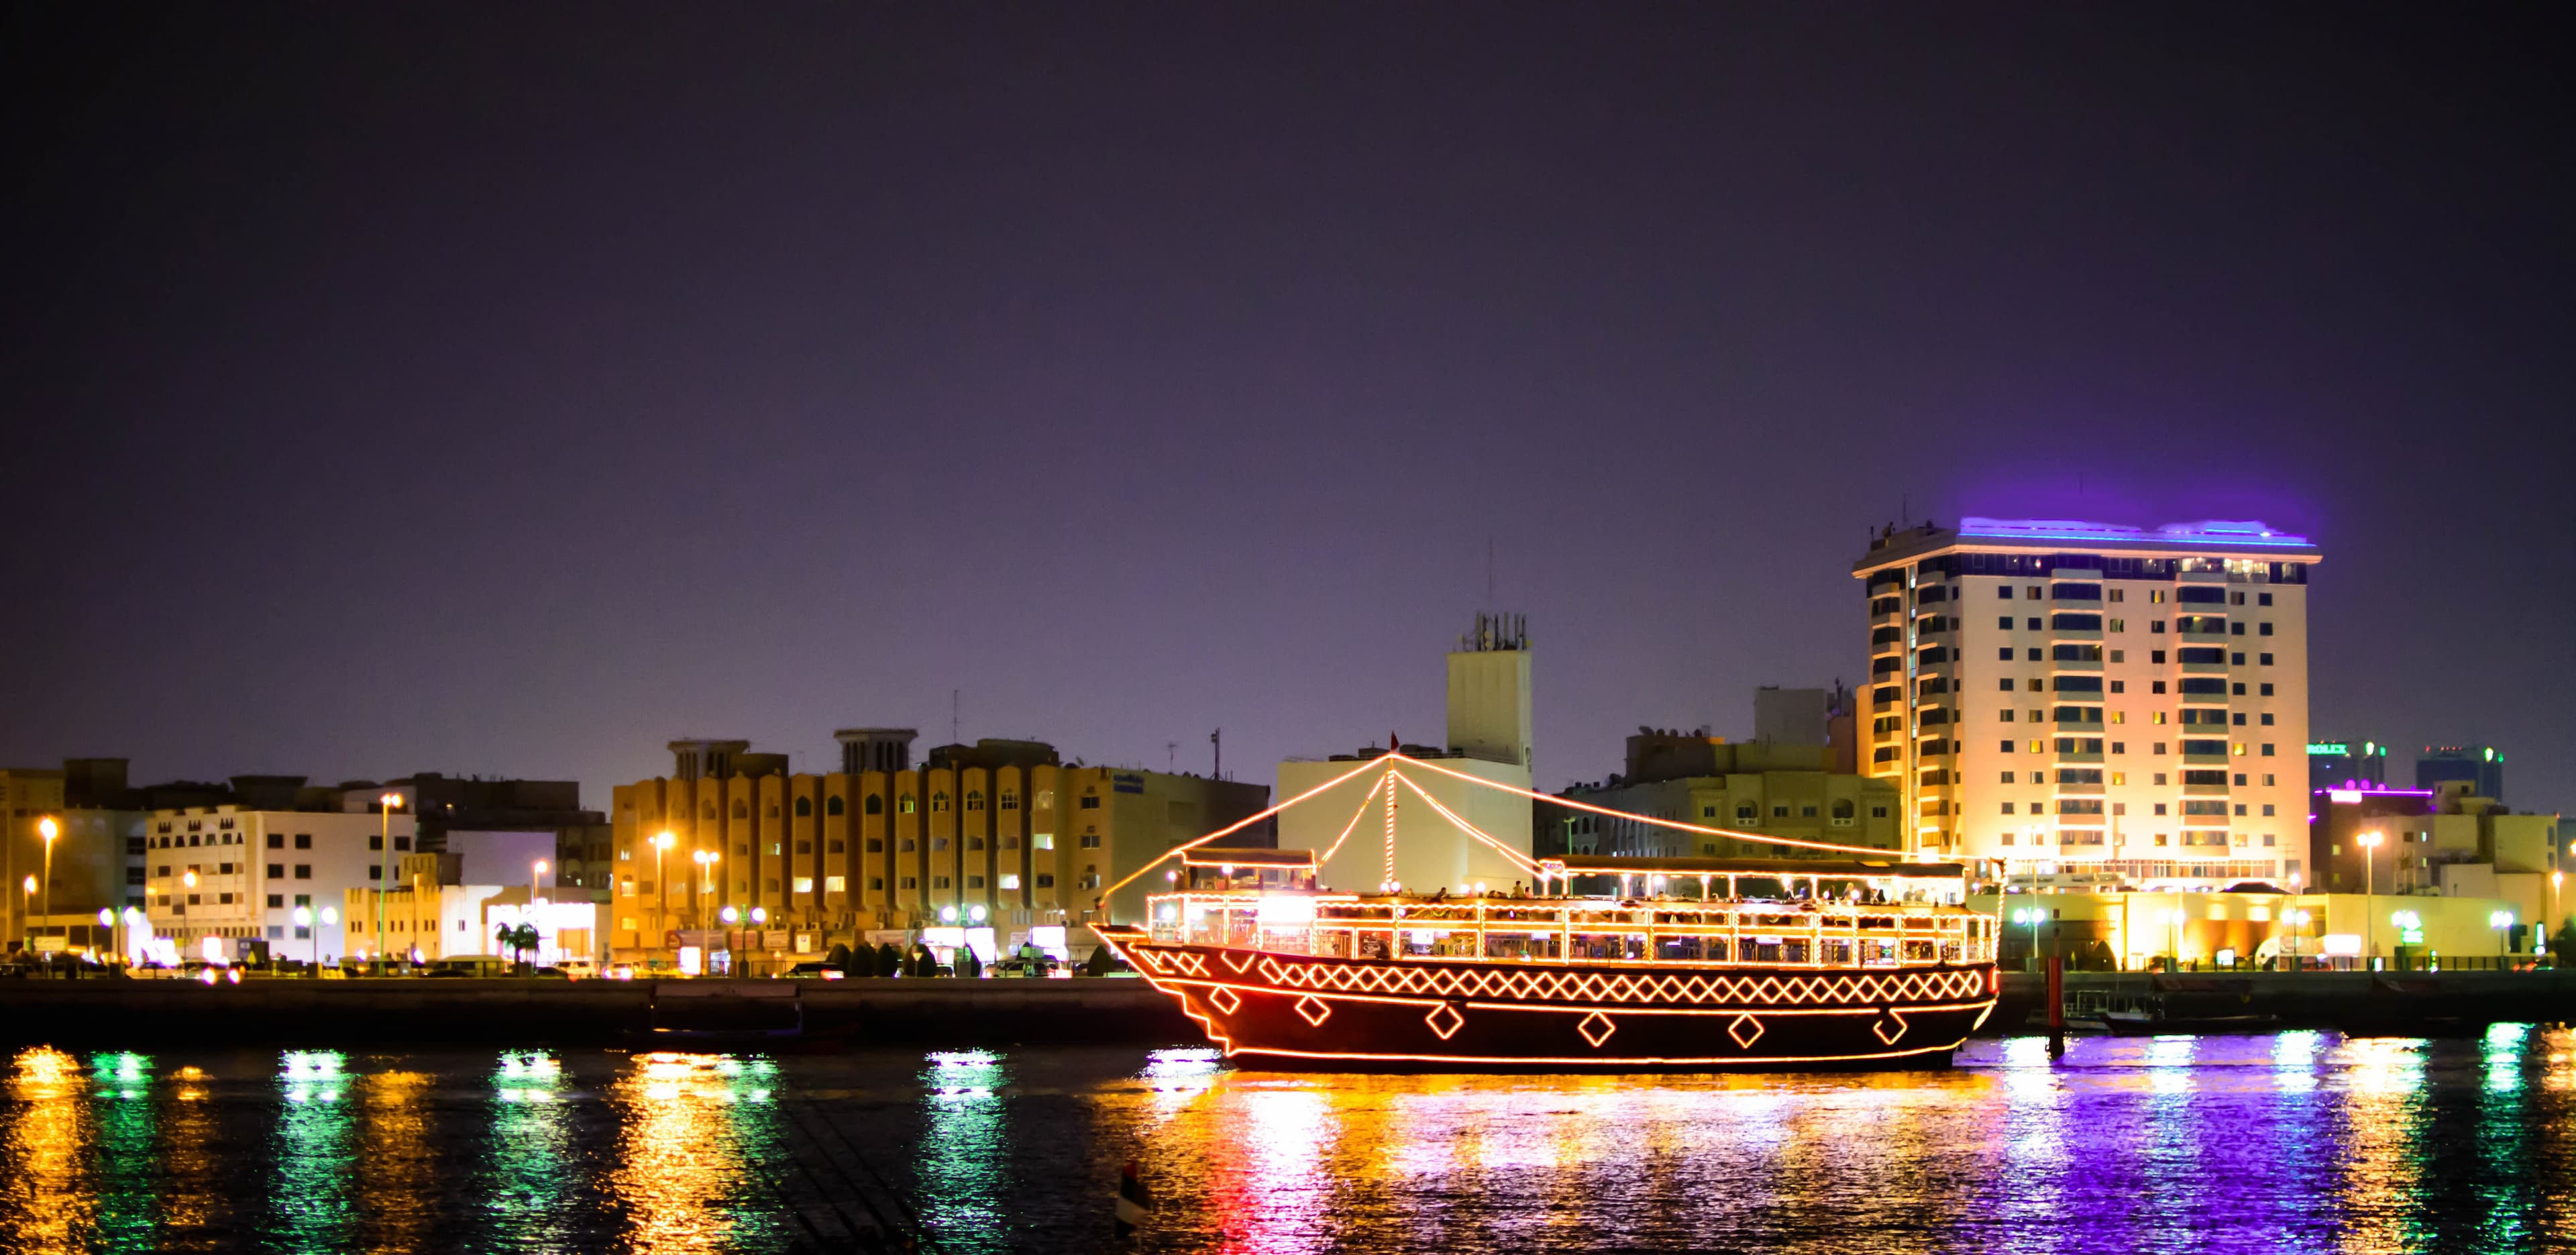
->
xmin=606 ymin=731 xmax=1268 ymax=965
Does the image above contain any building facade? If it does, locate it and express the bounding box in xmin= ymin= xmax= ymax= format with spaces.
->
xmin=606 ymin=733 xmax=1269 ymax=965
xmin=1552 ymin=738 xmax=1903 ymax=861
xmin=140 ymin=803 xmax=415 ymax=961
xmin=1854 ymin=517 xmax=2320 ymax=887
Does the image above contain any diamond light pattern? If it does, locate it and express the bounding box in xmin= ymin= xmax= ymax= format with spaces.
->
xmin=1576 ymin=1012 xmax=1615 ymax=1048
xmin=1872 ymin=1010 xmax=1909 ymax=1044
xmin=1727 ymin=1014 xmax=1764 ymax=1048
xmin=1224 ymin=952 xmax=1984 ymax=1009
xmin=1294 ymin=995 xmax=1332 ymax=1026
xmin=1424 ymin=1003 xmax=1465 ymax=1040
xmin=1207 ymin=986 xmax=1240 ymax=1016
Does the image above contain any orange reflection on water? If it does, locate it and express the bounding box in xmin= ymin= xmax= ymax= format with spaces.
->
xmin=358 ymin=1069 xmax=437 ymax=1252
xmin=608 ymin=1052 xmax=776 ymax=1254
xmin=6 ymin=1048 xmax=93 ymax=1255
xmin=2334 ymin=1036 xmax=2428 ymax=1255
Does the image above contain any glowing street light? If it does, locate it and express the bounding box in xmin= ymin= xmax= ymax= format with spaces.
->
xmin=2489 ymin=910 xmax=2516 ymax=957
xmin=651 ymin=831 xmax=676 ymax=958
xmin=2010 ymin=906 xmax=2047 ymax=972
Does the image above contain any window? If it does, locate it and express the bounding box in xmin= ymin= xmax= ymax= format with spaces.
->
xmin=2000 ymin=771 xmax=2015 ymax=783
xmin=902 ymin=877 xmax=918 ymax=891
xmin=1036 ymin=873 xmax=1056 ymax=888
xmin=1034 ymin=834 xmax=1054 ymax=850
xmin=1079 ymin=795 xmax=1100 ymax=810
xmin=966 ymin=791 xmax=985 ymax=812
xmin=793 ymin=877 xmax=814 ymax=894
xmin=869 ymin=877 xmax=885 ymax=891
xmin=267 ymin=863 xmax=284 ymax=878
xmin=2109 ymin=680 xmax=2125 ymax=694
xmin=932 ymin=793 xmax=950 ymax=812
xmin=2110 ymin=743 xmax=2125 ymax=755
xmin=2108 ymin=618 xmax=2125 ymax=633
xmin=865 ymin=837 xmax=883 ymax=853
xmin=2261 ymin=744 xmax=2275 ymax=756
xmin=900 ymin=838 xmax=916 ymax=852
xmin=2260 ymin=683 xmax=2274 ymax=696
xmin=1999 ymin=587 xmax=2013 ymax=599
xmin=2000 ymin=710 xmax=2015 ymax=722
xmin=1998 ymin=679 xmax=2015 ymax=692
xmin=1736 ymin=802 xmax=1758 ymax=821
xmin=2259 ymin=622 xmax=2273 ymax=636
xmin=2108 ymin=650 xmax=2123 ymax=663
xmin=796 ymin=840 xmax=812 ymax=855
xmin=2151 ymin=620 xmax=2166 ymax=634
xmin=900 ymin=795 xmax=916 ymax=814
xmin=2259 ymin=653 xmax=2274 ymax=667
xmin=932 ymin=836 xmax=949 ymax=851
xmin=864 ymin=794 xmax=881 ymax=816
xmin=1000 ymin=792 xmax=1019 ymax=811
xmin=266 ymin=893 xmax=284 ymax=908
xmin=393 ymin=836 xmax=410 ymax=852
xmin=1000 ymin=873 xmax=1021 ymax=889
xmin=795 ymin=796 xmax=812 ymax=818
xmin=1998 ymin=616 xmax=2014 ymax=630
xmin=294 ymin=834 xmax=311 ymax=849
xmin=828 ymin=838 xmax=845 ymax=854
xmin=2029 ymin=679 xmax=2044 ymax=692
xmin=932 ymin=876 xmax=950 ymax=890
xmin=267 ymin=832 xmax=284 ymax=849
xmin=370 ymin=835 xmax=384 ymax=851
xmin=1998 ymin=648 xmax=2015 ymax=661
xmin=2001 ymin=802 xmax=2016 ymax=815
xmin=294 ymin=865 xmax=311 ymax=879
xmin=1079 ymin=833 xmax=1103 ymax=849
xmin=2262 ymin=804 xmax=2276 ymax=817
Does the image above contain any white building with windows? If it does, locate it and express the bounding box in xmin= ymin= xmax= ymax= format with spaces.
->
xmin=1854 ymin=518 xmax=2318 ymax=888
xmin=141 ymin=805 xmax=416 ymax=961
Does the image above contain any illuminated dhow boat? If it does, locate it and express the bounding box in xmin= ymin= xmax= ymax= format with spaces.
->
xmin=1091 ymin=752 xmax=2000 ymax=1069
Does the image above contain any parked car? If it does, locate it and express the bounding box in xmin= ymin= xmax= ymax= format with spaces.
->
xmin=782 ymin=962 xmax=844 ymax=980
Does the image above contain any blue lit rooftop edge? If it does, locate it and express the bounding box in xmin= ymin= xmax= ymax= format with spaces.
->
xmin=1957 ymin=516 xmax=2313 ymax=547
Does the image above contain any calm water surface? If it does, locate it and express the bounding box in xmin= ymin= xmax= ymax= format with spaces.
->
xmin=5 ymin=1030 xmax=2575 ymax=1253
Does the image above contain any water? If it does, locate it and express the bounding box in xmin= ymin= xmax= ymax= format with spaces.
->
xmin=7 ymin=1030 xmax=2576 ymax=1253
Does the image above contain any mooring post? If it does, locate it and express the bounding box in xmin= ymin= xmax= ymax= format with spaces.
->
xmin=2045 ymin=954 xmax=2066 ymax=1059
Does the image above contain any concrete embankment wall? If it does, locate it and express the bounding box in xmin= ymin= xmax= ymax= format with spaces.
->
xmin=0 ymin=977 xmax=1196 ymax=1049
xmin=1992 ymin=969 xmax=2576 ymax=1034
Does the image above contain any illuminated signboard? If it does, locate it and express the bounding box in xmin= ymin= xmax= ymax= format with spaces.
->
xmin=2308 ymin=743 xmax=2348 ymax=755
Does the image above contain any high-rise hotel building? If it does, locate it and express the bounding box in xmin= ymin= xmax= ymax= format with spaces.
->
xmin=1854 ymin=519 xmax=2320 ymax=888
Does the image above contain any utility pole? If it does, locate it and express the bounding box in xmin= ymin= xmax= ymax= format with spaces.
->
xmin=1167 ymin=742 xmax=1177 ymax=773
xmin=1211 ymin=730 xmax=1222 ymax=781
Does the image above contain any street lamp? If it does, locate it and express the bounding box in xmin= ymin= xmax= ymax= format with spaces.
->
xmin=321 ymin=906 xmax=339 ymax=967
xmin=18 ymin=875 xmax=34 ymax=950
xmin=2357 ymin=830 xmax=2384 ymax=964
xmin=2166 ymin=907 xmax=2186 ymax=970
xmin=121 ymin=907 xmax=144 ymax=967
xmin=376 ymin=792 xmax=404 ymax=972
xmin=38 ymin=817 xmax=58 ymax=950
xmin=691 ymin=850 xmax=719 ymax=932
xmin=2010 ymin=906 xmax=2045 ymax=971
xmin=2489 ymin=910 xmax=2516 ymax=958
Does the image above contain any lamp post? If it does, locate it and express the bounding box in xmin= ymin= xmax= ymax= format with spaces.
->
xmin=651 ymin=831 xmax=676 ymax=963
xmin=121 ymin=906 xmax=144 ymax=969
xmin=2167 ymin=906 xmax=2186 ymax=971
xmin=375 ymin=792 xmax=403 ymax=972
xmin=2357 ymin=830 xmax=2383 ymax=966
xmin=531 ymin=859 xmax=549 ymax=965
xmin=2489 ymin=910 xmax=2516 ymax=959
xmin=292 ymin=906 xmax=314 ymax=973
xmin=38 ymin=818 xmax=58 ymax=950
xmin=18 ymin=875 xmax=33 ymax=951
xmin=2552 ymin=871 xmax=2564 ymax=961
xmin=691 ymin=850 xmax=719 ymax=934
xmin=95 ymin=907 xmax=113 ymax=967
xmin=719 ymin=904 xmax=740 ymax=975
xmin=321 ymin=906 xmax=338 ymax=968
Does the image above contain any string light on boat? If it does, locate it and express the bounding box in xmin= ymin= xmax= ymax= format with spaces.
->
xmin=1382 ymin=768 xmax=1398 ymax=889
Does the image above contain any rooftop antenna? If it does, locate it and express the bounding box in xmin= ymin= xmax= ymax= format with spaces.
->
xmin=1167 ymin=741 xmax=1177 ymax=773
xmin=1211 ymin=728 xmax=1222 ymax=781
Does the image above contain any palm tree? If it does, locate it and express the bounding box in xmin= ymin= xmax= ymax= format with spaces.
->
xmin=495 ymin=922 xmax=541 ymax=970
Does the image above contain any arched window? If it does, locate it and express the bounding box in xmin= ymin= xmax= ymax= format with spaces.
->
xmin=965 ymin=790 xmax=984 ymax=812
xmin=1000 ymin=792 xmax=1018 ymax=811
xmin=931 ymin=792 xmax=950 ymax=813
xmin=795 ymin=796 xmax=812 ymax=818
xmin=767 ymin=804 xmax=779 ymax=818
xmin=1735 ymin=802 xmax=1757 ymax=822
xmin=899 ymin=794 xmax=916 ymax=814
xmin=826 ymin=796 xmax=844 ymax=817
xmin=732 ymin=799 xmax=748 ymax=820
xmin=1036 ymin=790 xmax=1053 ymax=810
xmin=1831 ymin=799 xmax=1854 ymax=820
xmin=701 ymin=800 xmax=717 ymax=820
xmin=860 ymin=794 xmax=878 ymax=816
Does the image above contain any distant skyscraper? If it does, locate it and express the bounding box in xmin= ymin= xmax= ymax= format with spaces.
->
xmin=2306 ymin=739 xmax=2389 ymax=792
xmin=1853 ymin=517 xmax=2320 ymax=888
xmin=2415 ymin=745 xmax=2504 ymax=803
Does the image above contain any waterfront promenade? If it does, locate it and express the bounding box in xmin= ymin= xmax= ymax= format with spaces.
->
xmin=6 ymin=969 xmax=2573 ymax=1049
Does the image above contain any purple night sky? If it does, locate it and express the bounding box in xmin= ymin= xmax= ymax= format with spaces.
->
xmin=3 ymin=6 xmax=2569 ymax=812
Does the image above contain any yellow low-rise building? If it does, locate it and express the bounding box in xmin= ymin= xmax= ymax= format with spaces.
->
xmin=606 ymin=733 xmax=1267 ymax=964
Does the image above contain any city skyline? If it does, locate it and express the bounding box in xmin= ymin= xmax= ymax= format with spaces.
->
xmin=3 ymin=7 xmax=2569 ymax=818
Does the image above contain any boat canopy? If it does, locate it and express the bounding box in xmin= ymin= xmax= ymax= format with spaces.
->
xmin=1538 ymin=856 xmax=1967 ymax=880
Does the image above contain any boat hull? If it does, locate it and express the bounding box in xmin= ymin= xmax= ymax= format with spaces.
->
xmin=1095 ymin=929 xmax=1998 ymax=1070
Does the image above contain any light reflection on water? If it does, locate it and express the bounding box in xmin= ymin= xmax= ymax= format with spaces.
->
xmin=2 ymin=1033 xmax=2574 ymax=1252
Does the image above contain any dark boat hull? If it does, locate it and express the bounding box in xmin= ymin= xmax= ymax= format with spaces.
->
xmin=1096 ymin=930 xmax=1998 ymax=1069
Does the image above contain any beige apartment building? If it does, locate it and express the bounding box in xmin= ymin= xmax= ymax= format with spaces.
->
xmin=606 ymin=731 xmax=1269 ymax=963
xmin=1554 ymin=735 xmax=1903 ymax=860
xmin=1855 ymin=518 xmax=2320 ymax=887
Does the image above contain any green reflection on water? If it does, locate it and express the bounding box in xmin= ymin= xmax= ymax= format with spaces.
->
xmin=272 ymin=1050 xmax=354 ymax=1254
xmin=2473 ymin=1024 xmax=2534 ymax=1252
xmin=921 ymin=1049 xmax=1008 ymax=1252
xmin=88 ymin=1052 xmax=158 ymax=1252
xmin=486 ymin=1052 xmax=571 ymax=1246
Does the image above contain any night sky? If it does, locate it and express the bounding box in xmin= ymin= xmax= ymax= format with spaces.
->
xmin=4 ymin=5 xmax=2569 ymax=814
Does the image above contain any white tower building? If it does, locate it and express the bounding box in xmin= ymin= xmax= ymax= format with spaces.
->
xmin=1853 ymin=518 xmax=2319 ymax=889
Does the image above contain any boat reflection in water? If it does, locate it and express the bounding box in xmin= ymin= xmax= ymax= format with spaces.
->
xmin=1 ymin=1034 xmax=2571 ymax=1252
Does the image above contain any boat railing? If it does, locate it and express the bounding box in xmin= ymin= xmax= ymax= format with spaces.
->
xmin=1143 ymin=890 xmax=1995 ymax=967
